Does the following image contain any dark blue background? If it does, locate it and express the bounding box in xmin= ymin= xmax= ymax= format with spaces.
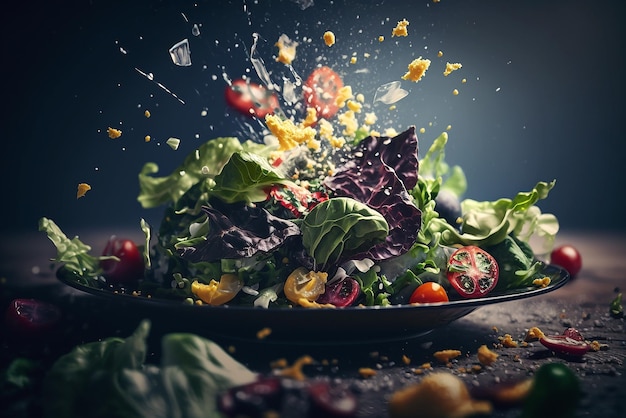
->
xmin=2 ymin=0 xmax=624 ymax=236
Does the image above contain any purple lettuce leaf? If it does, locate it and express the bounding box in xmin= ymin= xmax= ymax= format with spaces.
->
xmin=179 ymin=203 xmax=301 ymax=262
xmin=323 ymin=126 xmax=421 ymax=261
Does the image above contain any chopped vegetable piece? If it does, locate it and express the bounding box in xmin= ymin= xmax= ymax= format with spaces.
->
xmin=447 ymin=246 xmax=499 ymax=298
xmin=283 ymin=267 xmax=329 ymax=307
xmin=521 ymin=363 xmax=581 ymax=418
xmin=76 ymin=183 xmax=91 ymax=199
xmin=5 ymin=298 xmax=62 ymax=339
xmin=303 ymin=66 xmax=344 ymax=119
xmin=550 ymin=245 xmax=582 ymax=278
xmin=539 ymin=328 xmax=591 ymax=357
xmin=610 ymin=292 xmax=624 ymax=318
xmin=225 ymin=79 xmax=279 ymax=118
xmin=191 ymin=274 xmax=243 ymax=306
xmin=409 ymin=282 xmax=449 ymax=304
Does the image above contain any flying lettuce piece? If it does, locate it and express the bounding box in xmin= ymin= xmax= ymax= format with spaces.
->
xmin=210 ymin=151 xmax=291 ymax=205
xmin=301 ymin=197 xmax=389 ymax=268
xmin=323 ymin=127 xmax=421 ymax=261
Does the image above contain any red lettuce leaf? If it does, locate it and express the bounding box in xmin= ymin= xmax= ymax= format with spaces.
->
xmin=323 ymin=126 xmax=421 ymax=261
xmin=179 ymin=203 xmax=301 ymax=262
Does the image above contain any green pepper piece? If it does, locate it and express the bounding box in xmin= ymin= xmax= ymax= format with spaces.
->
xmin=521 ymin=362 xmax=581 ymax=418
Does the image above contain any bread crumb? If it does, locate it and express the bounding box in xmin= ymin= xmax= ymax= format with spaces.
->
xmin=76 ymin=183 xmax=91 ymax=199
xmin=524 ymin=326 xmax=545 ymax=342
xmin=257 ymin=327 xmax=272 ymax=339
xmin=359 ymin=367 xmax=378 ymax=378
xmin=391 ymin=19 xmax=409 ymax=37
xmin=276 ymin=356 xmax=314 ymax=381
xmin=107 ymin=127 xmax=122 ymax=139
xmin=477 ymin=344 xmax=499 ymax=366
xmin=433 ymin=349 xmax=462 ymax=363
xmin=275 ymin=34 xmax=298 ymax=65
xmin=443 ymin=62 xmax=463 ymax=76
xmin=401 ymin=57 xmax=431 ymax=82
xmin=499 ymin=334 xmax=518 ymax=348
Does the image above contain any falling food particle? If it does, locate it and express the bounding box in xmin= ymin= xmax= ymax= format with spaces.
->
xmin=443 ymin=62 xmax=463 ymax=76
xmin=144 ymin=135 xmax=151 ymax=142
xmin=76 ymin=183 xmax=91 ymax=199
xmin=462 ymin=78 xmax=467 ymax=83
xmin=144 ymin=110 xmax=151 ymax=118
xmin=401 ymin=57 xmax=431 ymax=82
xmin=374 ymin=81 xmax=409 ymax=105
xmin=446 ymin=125 xmax=452 ymax=130
xmin=257 ymin=327 xmax=272 ymax=339
xmin=323 ymin=30 xmax=335 ymax=46
xmin=166 ymin=137 xmax=181 ymax=150
xmin=452 ymin=88 xmax=459 ymax=95
xmin=275 ymin=33 xmax=298 ymax=65
xmin=477 ymin=344 xmax=499 ymax=366
xmin=350 ymin=56 xmax=357 ymax=64
xmin=419 ymin=127 xmax=426 ymax=134
xmin=378 ymin=35 xmax=385 ymax=42
xmin=191 ymin=23 xmax=200 ymax=36
xmin=169 ymin=39 xmax=192 ymax=66
xmin=438 ymin=50 xmax=444 ymax=57
xmin=359 ymin=367 xmax=378 ymax=378
xmin=107 ymin=127 xmax=122 ymax=139
xmin=392 ymin=19 xmax=409 ymax=37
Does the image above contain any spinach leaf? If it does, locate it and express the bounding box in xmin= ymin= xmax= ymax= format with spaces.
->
xmin=487 ymin=235 xmax=544 ymax=291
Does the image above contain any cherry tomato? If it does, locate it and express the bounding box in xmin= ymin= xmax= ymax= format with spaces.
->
xmin=550 ymin=245 xmax=582 ymax=278
xmin=5 ymin=298 xmax=62 ymax=338
xmin=302 ymin=66 xmax=344 ymax=119
xmin=447 ymin=246 xmax=499 ymax=298
xmin=316 ymin=277 xmax=360 ymax=307
xmin=409 ymin=282 xmax=449 ymax=304
xmin=224 ymin=79 xmax=279 ymax=118
xmin=100 ymin=237 xmax=144 ymax=284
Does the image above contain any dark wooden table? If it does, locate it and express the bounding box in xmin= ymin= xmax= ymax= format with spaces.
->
xmin=1 ymin=229 xmax=625 ymax=417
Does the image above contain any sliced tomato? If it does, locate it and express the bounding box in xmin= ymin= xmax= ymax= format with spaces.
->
xmin=225 ymin=79 xmax=279 ymax=118
xmin=5 ymin=298 xmax=62 ymax=338
xmin=447 ymin=246 xmax=499 ymax=298
xmin=409 ymin=282 xmax=449 ymax=304
xmin=302 ymin=66 xmax=344 ymax=120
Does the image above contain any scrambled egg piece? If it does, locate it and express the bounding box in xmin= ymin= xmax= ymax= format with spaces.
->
xmin=302 ymin=107 xmax=318 ymax=127
xmin=532 ymin=276 xmax=551 ymax=288
xmin=499 ymin=334 xmax=519 ymax=348
xmin=335 ymin=85 xmax=354 ymax=107
xmin=392 ymin=19 xmax=409 ymax=37
xmin=76 ymin=183 xmax=91 ymax=199
xmin=433 ymin=349 xmax=462 ymax=363
xmin=477 ymin=344 xmax=499 ymax=366
xmin=443 ymin=62 xmax=463 ymax=76
xmin=323 ymin=30 xmax=335 ymax=46
xmin=338 ymin=110 xmax=359 ymax=136
xmin=107 ymin=127 xmax=122 ymax=139
xmin=265 ymin=114 xmax=317 ymax=151
xmin=275 ymin=34 xmax=298 ymax=65
xmin=402 ymin=57 xmax=431 ymax=82
xmin=524 ymin=326 xmax=545 ymax=342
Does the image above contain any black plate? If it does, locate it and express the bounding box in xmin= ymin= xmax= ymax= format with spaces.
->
xmin=56 ymin=264 xmax=569 ymax=344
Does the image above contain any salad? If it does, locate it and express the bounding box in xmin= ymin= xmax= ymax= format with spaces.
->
xmin=38 ymin=27 xmax=559 ymax=309
xmin=39 ymin=113 xmax=559 ymax=310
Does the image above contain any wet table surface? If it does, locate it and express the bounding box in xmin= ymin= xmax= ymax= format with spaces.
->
xmin=1 ymin=229 xmax=625 ymax=417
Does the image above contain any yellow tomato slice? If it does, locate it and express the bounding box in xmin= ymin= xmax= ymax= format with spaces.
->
xmin=191 ymin=273 xmax=243 ymax=306
xmin=283 ymin=267 xmax=332 ymax=308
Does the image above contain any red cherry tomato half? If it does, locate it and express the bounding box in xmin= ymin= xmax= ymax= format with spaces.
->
xmin=539 ymin=332 xmax=591 ymax=357
xmin=550 ymin=245 xmax=582 ymax=278
xmin=409 ymin=282 xmax=449 ymax=304
xmin=302 ymin=66 xmax=344 ymax=120
xmin=224 ymin=79 xmax=279 ymax=118
xmin=447 ymin=246 xmax=499 ymax=298
xmin=5 ymin=298 xmax=62 ymax=338
xmin=100 ymin=237 xmax=145 ymax=284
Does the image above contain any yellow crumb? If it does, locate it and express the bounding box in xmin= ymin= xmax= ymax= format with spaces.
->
xmin=524 ymin=327 xmax=545 ymax=342
xmin=346 ymin=100 xmax=362 ymax=112
xmin=437 ymin=50 xmax=444 ymax=57
xmin=338 ymin=110 xmax=359 ymax=136
xmin=452 ymin=89 xmax=459 ymax=95
xmin=364 ymin=112 xmax=377 ymax=125
xmin=462 ymin=78 xmax=467 ymax=83
xmin=76 ymin=183 xmax=91 ymax=199
xmin=276 ymin=355 xmax=314 ymax=381
xmin=433 ymin=349 xmax=462 ymax=363
xmin=302 ymin=107 xmax=318 ymax=127
xmin=228 ymin=345 xmax=236 ymax=354
xmin=477 ymin=344 xmax=498 ymax=366
xmin=443 ymin=62 xmax=463 ymax=76
xmin=499 ymin=334 xmax=518 ymax=348
xmin=275 ymin=34 xmax=298 ymax=65
xmin=107 ymin=127 xmax=122 ymax=139
xmin=323 ymin=30 xmax=335 ymax=47
xmin=256 ymin=327 xmax=272 ymax=339
xmin=144 ymin=110 xmax=151 ymax=118
xmin=402 ymin=355 xmax=411 ymax=365
xmin=358 ymin=367 xmax=378 ymax=378
xmin=144 ymin=135 xmax=151 ymax=142
xmin=392 ymin=19 xmax=409 ymax=37
xmin=401 ymin=57 xmax=431 ymax=82
xmin=419 ymin=127 xmax=426 ymax=134
xmin=532 ymin=277 xmax=551 ymax=288
xmin=378 ymin=35 xmax=385 ymax=42
xmin=335 ymin=85 xmax=354 ymax=107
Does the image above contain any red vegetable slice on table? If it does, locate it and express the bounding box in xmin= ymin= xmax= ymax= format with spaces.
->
xmin=539 ymin=327 xmax=591 ymax=357
xmin=5 ymin=298 xmax=62 ymax=338
xmin=303 ymin=66 xmax=344 ymax=120
xmin=447 ymin=246 xmax=499 ymax=298
xmin=100 ymin=237 xmax=145 ymax=284
xmin=225 ymin=79 xmax=279 ymax=118
xmin=409 ymin=282 xmax=449 ymax=304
